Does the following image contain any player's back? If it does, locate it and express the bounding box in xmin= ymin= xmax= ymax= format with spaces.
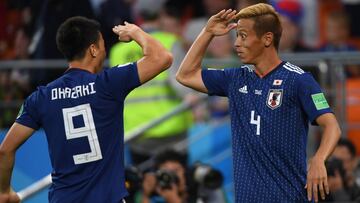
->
xmin=17 ymin=64 xmax=141 ymax=203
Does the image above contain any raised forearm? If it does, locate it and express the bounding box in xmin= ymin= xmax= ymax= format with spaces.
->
xmin=177 ymin=29 xmax=214 ymax=79
xmin=132 ymin=30 xmax=171 ymax=65
xmin=0 ymin=150 xmax=15 ymax=193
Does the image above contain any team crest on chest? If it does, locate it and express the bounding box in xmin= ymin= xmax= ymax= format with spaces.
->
xmin=266 ymin=89 xmax=283 ymax=110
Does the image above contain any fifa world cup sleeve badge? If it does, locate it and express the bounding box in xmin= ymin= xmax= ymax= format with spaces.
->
xmin=311 ymin=93 xmax=329 ymax=110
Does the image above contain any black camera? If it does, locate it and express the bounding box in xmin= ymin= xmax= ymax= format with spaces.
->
xmin=326 ymin=157 xmax=346 ymax=178
xmin=156 ymin=169 xmax=180 ymax=189
xmin=192 ymin=163 xmax=223 ymax=189
xmin=125 ymin=166 xmax=142 ymax=193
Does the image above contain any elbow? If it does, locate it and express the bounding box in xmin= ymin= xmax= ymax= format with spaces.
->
xmin=159 ymin=52 xmax=173 ymax=71
xmin=175 ymin=70 xmax=186 ymax=85
xmin=0 ymin=147 xmax=10 ymax=159
xmin=0 ymin=143 xmax=15 ymax=157
xmin=164 ymin=52 xmax=173 ymax=69
xmin=333 ymin=120 xmax=342 ymax=138
xmin=336 ymin=125 xmax=342 ymax=138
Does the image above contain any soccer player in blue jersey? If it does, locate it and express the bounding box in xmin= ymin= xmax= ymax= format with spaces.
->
xmin=0 ymin=16 xmax=173 ymax=203
xmin=176 ymin=3 xmax=341 ymax=203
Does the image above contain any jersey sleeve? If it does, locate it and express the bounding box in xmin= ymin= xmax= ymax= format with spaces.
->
xmin=201 ymin=68 xmax=232 ymax=96
xmin=98 ymin=62 xmax=141 ymax=101
xmin=15 ymin=91 xmax=41 ymax=130
xmin=296 ymin=73 xmax=332 ymax=125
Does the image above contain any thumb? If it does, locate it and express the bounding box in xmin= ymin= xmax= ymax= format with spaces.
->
xmin=227 ymin=23 xmax=237 ymax=30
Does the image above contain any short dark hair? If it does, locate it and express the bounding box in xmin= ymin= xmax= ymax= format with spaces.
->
xmin=56 ymin=16 xmax=101 ymax=61
xmin=154 ymin=149 xmax=187 ymax=169
xmin=338 ymin=138 xmax=357 ymax=158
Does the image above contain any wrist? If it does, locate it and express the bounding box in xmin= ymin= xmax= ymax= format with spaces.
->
xmin=201 ymin=28 xmax=215 ymax=38
xmin=312 ymin=154 xmax=326 ymax=163
xmin=129 ymin=28 xmax=146 ymax=43
xmin=0 ymin=186 xmax=10 ymax=193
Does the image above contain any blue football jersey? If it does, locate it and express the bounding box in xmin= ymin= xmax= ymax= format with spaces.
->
xmin=16 ymin=63 xmax=140 ymax=203
xmin=202 ymin=61 xmax=332 ymax=203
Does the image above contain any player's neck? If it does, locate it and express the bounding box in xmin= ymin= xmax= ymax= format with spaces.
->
xmin=68 ymin=57 xmax=96 ymax=73
xmin=254 ymin=50 xmax=282 ymax=78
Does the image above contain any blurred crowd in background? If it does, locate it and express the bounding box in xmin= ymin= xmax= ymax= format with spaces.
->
xmin=1 ymin=0 xmax=360 ymax=202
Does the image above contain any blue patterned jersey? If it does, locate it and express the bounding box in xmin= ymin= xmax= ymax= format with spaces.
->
xmin=16 ymin=63 xmax=140 ymax=203
xmin=202 ymin=61 xmax=332 ymax=203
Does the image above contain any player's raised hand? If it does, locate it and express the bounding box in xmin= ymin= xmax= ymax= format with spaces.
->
xmin=205 ymin=9 xmax=237 ymax=36
xmin=112 ymin=22 xmax=141 ymax=43
xmin=305 ymin=157 xmax=329 ymax=202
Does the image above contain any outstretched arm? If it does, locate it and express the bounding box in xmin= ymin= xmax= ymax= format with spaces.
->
xmin=112 ymin=22 xmax=173 ymax=84
xmin=0 ymin=123 xmax=35 ymax=202
xmin=306 ymin=113 xmax=341 ymax=202
xmin=176 ymin=9 xmax=237 ymax=93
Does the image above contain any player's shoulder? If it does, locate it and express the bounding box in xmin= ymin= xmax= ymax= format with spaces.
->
xmin=206 ymin=65 xmax=253 ymax=79
xmin=96 ymin=63 xmax=137 ymax=83
xmin=24 ymin=86 xmax=47 ymax=105
xmin=281 ymin=62 xmax=305 ymax=76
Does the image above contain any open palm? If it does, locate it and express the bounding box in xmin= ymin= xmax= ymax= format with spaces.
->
xmin=205 ymin=9 xmax=237 ymax=36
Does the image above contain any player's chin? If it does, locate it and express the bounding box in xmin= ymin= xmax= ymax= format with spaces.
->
xmin=238 ymin=56 xmax=249 ymax=64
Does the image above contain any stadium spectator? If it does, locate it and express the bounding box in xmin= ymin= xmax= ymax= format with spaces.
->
xmin=25 ymin=0 xmax=96 ymax=89
xmin=93 ymin=0 xmax=133 ymax=53
xmin=176 ymin=3 xmax=341 ymax=202
xmin=183 ymin=0 xmax=233 ymax=49
xmin=274 ymin=0 xmax=312 ymax=53
xmin=331 ymin=138 xmax=360 ymax=201
xmin=109 ymin=0 xmax=194 ymax=165
xmin=136 ymin=149 xmax=226 ymax=203
xmin=341 ymin=0 xmax=360 ymax=38
xmin=322 ymin=157 xmax=350 ymax=202
xmin=0 ymin=16 xmax=173 ymax=202
xmin=319 ymin=10 xmax=358 ymax=52
xmin=318 ymin=11 xmax=360 ymax=150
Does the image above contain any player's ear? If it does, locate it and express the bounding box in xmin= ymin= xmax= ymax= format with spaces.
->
xmin=89 ymin=44 xmax=97 ymax=58
xmin=263 ymin=32 xmax=273 ymax=48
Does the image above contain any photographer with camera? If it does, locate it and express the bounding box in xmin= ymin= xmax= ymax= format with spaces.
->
xmin=139 ymin=149 xmax=226 ymax=203
xmin=140 ymin=149 xmax=189 ymax=203
xmin=322 ymin=157 xmax=350 ymax=202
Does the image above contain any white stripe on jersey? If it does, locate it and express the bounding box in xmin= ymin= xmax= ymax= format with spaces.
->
xmin=240 ymin=65 xmax=253 ymax=72
xmin=207 ymin=68 xmax=224 ymax=71
xmin=286 ymin=62 xmax=304 ymax=73
xmin=283 ymin=62 xmax=304 ymax=74
xmin=117 ymin=62 xmax=132 ymax=68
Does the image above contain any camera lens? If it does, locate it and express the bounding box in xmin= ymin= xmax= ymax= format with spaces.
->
xmin=156 ymin=170 xmax=179 ymax=189
xmin=194 ymin=165 xmax=223 ymax=189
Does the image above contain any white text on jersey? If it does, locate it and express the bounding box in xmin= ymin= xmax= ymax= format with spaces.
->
xmin=51 ymin=82 xmax=96 ymax=100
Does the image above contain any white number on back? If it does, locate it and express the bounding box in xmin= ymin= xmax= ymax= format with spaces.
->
xmin=62 ymin=103 xmax=103 ymax=165
xmin=250 ymin=110 xmax=261 ymax=135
